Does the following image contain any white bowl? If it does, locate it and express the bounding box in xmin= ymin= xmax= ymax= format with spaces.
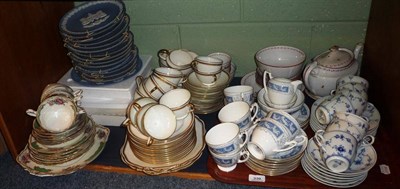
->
xmin=255 ymin=46 xmax=306 ymax=78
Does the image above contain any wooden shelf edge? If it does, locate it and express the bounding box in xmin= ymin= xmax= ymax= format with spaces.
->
xmin=84 ymin=163 xmax=214 ymax=181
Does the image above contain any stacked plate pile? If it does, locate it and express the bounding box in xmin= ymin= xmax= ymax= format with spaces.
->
xmin=59 ymin=1 xmax=141 ymax=85
xmin=310 ymin=96 xmax=381 ymax=136
xmin=256 ymin=88 xmax=310 ymax=130
xmin=301 ymin=137 xmax=377 ymax=188
xmin=245 ymin=129 xmax=308 ymax=176
xmin=183 ymin=71 xmax=230 ymax=114
xmin=16 ymin=84 xmax=109 ymax=176
xmin=121 ymin=114 xmax=206 ymax=175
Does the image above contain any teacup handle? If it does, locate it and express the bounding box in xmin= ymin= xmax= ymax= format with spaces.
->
xmin=26 ymin=109 xmax=37 ymax=117
xmin=190 ymin=60 xmax=198 ymax=69
xmin=122 ymin=118 xmax=131 ymax=127
xmin=250 ymin=103 xmax=260 ymax=122
xmin=314 ymin=130 xmax=327 ymax=152
xmin=237 ymin=149 xmax=250 ymax=163
xmin=146 ymin=137 xmax=154 ymax=146
xmin=135 ymin=75 xmax=144 ymax=87
xmin=77 ymin=109 xmax=86 ymax=114
xmin=157 ymin=49 xmax=170 ymax=61
xmin=273 ymin=140 xmax=297 ymax=153
xmin=73 ymin=89 xmax=83 ymax=98
xmin=361 ymin=135 xmax=375 ymax=146
xmin=238 ymin=130 xmax=249 ymax=149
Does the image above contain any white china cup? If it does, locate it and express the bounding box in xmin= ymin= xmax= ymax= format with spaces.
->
xmin=205 ymin=123 xmax=249 ymax=155
xmin=159 ymin=89 xmax=194 ymax=130
xmin=163 ymin=49 xmax=193 ymax=69
xmin=209 ymin=148 xmax=249 ymax=172
xmin=314 ymin=130 xmax=357 ymax=173
xmin=123 ymin=97 xmax=157 ymax=127
xmin=192 ymin=56 xmax=223 ymax=74
xmin=26 ymin=96 xmax=84 ymax=133
xmin=193 ymin=71 xmax=220 ymax=86
xmin=223 ymin=85 xmax=254 ymax=105
xmin=336 ymin=89 xmax=367 ymax=115
xmin=336 ymin=75 xmax=369 ymax=91
xmin=334 ymin=112 xmax=369 ymax=139
xmin=153 ymin=67 xmax=186 ymax=87
xmin=247 ymin=118 xmax=307 ymax=160
xmin=208 ymin=52 xmax=232 ymax=73
xmin=218 ymin=101 xmax=259 ymax=132
xmin=315 ymin=94 xmax=355 ymax=125
xmin=336 ymin=82 xmax=369 ymax=101
xmin=141 ymin=104 xmax=177 ymax=140
xmin=266 ymin=110 xmax=302 ymax=138
xmin=264 ymin=73 xmax=303 ymax=105
xmin=325 ymin=119 xmax=364 ymax=142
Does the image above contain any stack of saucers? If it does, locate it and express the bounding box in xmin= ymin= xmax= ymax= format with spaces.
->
xmin=257 ymin=88 xmax=309 ymax=130
xmin=310 ymin=96 xmax=381 ymax=136
xmin=183 ymin=71 xmax=230 ymax=114
xmin=59 ymin=1 xmax=141 ymax=85
xmin=17 ymin=84 xmax=109 ymax=176
xmin=302 ymin=137 xmax=377 ymax=188
xmin=121 ymin=114 xmax=206 ymax=175
xmin=245 ymin=129 xmax=308 ymax=176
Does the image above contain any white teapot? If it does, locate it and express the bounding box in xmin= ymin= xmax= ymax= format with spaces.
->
xmin=302 ymin=43 xmax=363 ymax=97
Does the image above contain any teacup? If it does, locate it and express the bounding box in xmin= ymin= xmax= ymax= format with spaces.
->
xmin=209 ymin=148 xmax=249 ymax=172
xmin=193 ymin=71 xmax=220 ymax=85
xmin=315 ymin=94 xmax=354 ymax=125
xmin=153 ymin=67 xmax=186 ymax=87
xmin=208 ymin=52 xmax=232 ymax=73
xmin=26 ymin=96 xmax=84 ymax=133
xmin=334 ymin=112 xmax=369 ymax=138
xmin=40 ymin=83 xmax=83 ymax=103
xmin=266 ymin=110 xmax=302 ymax=137
xmin=162 ymin=49 xmax=193 ymax=69
xmin=325 ymin=119 xmax=364 ymax=142
xmin=139 ymin=104 xmax=176 ymax=141
xmin=123 ymin=97 xmax=157 ymax=127
xmin=314 ymin=130 xmax=357 ymax=173
xmin=336 ymin=75 xmax=369 ymax=91
xmin=265 ymin=76 xmax=303 ymax=105
xmin=247 ymin=118 xmax=307 ymax=160
xmin=218 ymin=101 xmax=259 ymax=132
xmin=191 ymin=56 xmax=223 ymax=74
xmin=223 ymin=85 xmax=254 ymax=105
xmin=159 ymin=89 xmax=194 ymax=130
xmin=205 ymin=123 xmax=248 ymax=155
xmin=336 ymin=89 xmax=367 ymax=115
xmin=336 ymin=83 xmax=368 ymax=101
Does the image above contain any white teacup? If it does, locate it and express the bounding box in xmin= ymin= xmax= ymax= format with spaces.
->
xmin=192 ymin=56 xmax=223 ymax=74
xmin=314 ymin=130 xmax=357 ymax=173
xmin=336 ymin=89 xmax=367 ymax=115
xmin=247 ymin=118 xmax=307 ymax=160
xmin=165 ymin=49 xmax=193 ymax=69
xmin=336 ymin=75 xmax=369 ymax=91
xmin=218 ymin=101 xmax=259 ymax=132
xmin=123 ymin=97 xmax=157 ymax=127
xmin=153 ymin=67 xmax=186 ymax=87
xmin=208 ymin=52 xmax=232 ymax=73
xmin=325 ymin=119 xmax=364 ymax=142
xmin=205 ymin=123 xmax=248 ymax=155
xmin=266 ymin=110 xmax=302 ymax=137
xmin=265 ymin=76 xmax=303 ymax=105
xmin=26 ymin=96 xmax=84 ymax=133
xmin=159 ymin=88 xmax=194 ymax=130
xmin=223 ymin=85 xmax=254 ymax=105
xmin=193 ymin=71 xmax=220 ymax=85
xmin=140 ymin=104 xmax=176 ymax=140
xmin=40 ymin=83 xmax=82 ymax=103
xmin=336 ymin=83 xmax=368 ymax=102
xmin=209 ymin=148 xmax=249 ymax=172
xmin=315 ymin=94 xmax=355 ymax=125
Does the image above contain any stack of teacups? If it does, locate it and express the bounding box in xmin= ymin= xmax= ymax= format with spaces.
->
xmin=122 ymin=88 xmax=199 ymax=166
xmin=133 ymin=67 xmax=186 ymax=101
xmin=254 ymin=45 xmax=306 ymax=86
xmin=206 ymin=123 xmax=250 ymax=172
xmin=245 ymin=110 xmax=308 ymax=176
xmin=17 ymin=83 xmax=110 ymax=176
xmin=158 ymin=49 xmax=198 ymax=75
xmin=207 ymin=52 xmax=236 ymax=82
xmin=191 ymin=56 xmax=223 ymax=86
xmin=256 ymin=72 xmax=309 ymax=129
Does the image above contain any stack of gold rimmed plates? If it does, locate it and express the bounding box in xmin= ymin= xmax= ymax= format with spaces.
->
xmin=121 ymin=115 xmax=206 ymax=175
xmin=183 ymin=71 xmax=230 ymax=114
xmin=245 ymin=129 xmax=308 ymax=176
xmin=16 ymin=114 xmax=109 ymax=176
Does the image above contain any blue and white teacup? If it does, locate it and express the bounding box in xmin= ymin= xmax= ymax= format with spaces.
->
xmin=265 ymin=77 xmax=303 ymax=105
xmin=223 ymin=85 xmax=254 ymax=105
xmin=209 ymin=148 xmax=249 ymax=172
xmin=315 ymin=94 xmax=354 ymax=125
xmin=334 ymin=112 xmax=369 ymax=139
xmin=314 ymin=130 xmax=357 ymax=173
xmin=218 ymin=101 xmax=259 ymax=132
xmin=266 ymin=110 xmax=302 ymax=138
xmin=205 ymin=123 xmax=248 ymax=155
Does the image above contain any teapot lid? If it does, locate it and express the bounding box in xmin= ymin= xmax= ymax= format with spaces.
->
xmin=316 ymin=46 xmax=354 ymax=68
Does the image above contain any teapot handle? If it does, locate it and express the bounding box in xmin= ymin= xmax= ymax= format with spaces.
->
xmin=302 ymin=62 xmax=317 ymax=90
xmin=353 ymin=42 xmax=364 ymax=61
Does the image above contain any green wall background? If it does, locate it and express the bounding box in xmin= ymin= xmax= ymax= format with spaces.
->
xmin=79 ymin=0 xmax=371 ymax=76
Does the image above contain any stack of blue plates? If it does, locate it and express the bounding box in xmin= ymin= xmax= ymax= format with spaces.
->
xmin=59 ymin=0 xmax=142 ymax=85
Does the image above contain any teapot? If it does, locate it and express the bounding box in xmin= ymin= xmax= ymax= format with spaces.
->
xmin=302 ymin=43 xmax=363 ymax=97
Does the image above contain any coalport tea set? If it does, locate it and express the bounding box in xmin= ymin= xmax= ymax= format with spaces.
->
xmin=14 ymin=1 xmax=381 ymax=187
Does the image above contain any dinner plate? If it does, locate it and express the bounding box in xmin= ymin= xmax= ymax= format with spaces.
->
xmin=16 ymin=125 xmax=109 ymax=177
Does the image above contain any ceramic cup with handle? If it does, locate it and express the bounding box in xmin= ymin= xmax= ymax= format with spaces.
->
xmin=223 ymin=85 xmax=254 ymax=105
xmin=315 ymin=93 xmax=355 ymax=125
xmin=205 ymin=122 xmax=249 ymax=155
xmin=159 ymin=88 xmax=194 ymax=130
xmin=209 ymin=147 xmax=249 ymax=172
xmin=218 ymin=101 xmax=259 ymax=132
xmin=314 ymin=129 xmax=357 ymax=173
xmin=263 ymin=71 xmax=303 ymax=105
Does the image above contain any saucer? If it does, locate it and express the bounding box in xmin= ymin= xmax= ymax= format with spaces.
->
xmin=120 ymin=116 xmax=206 ymax=175
xmin=268 ymin=129 xmax=308 ymax=160
xmin=187 ymin=71 xmax=229 ymax=90
xmin=16 ymin=125 xmax=109 ymax=177
xmin=257 ymin=88 xmax=304 ymax=114
xmin=263 ymin=88 xmax=297 ymax=109
xmin=240 ymin=71 xmax=262 ymax=95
